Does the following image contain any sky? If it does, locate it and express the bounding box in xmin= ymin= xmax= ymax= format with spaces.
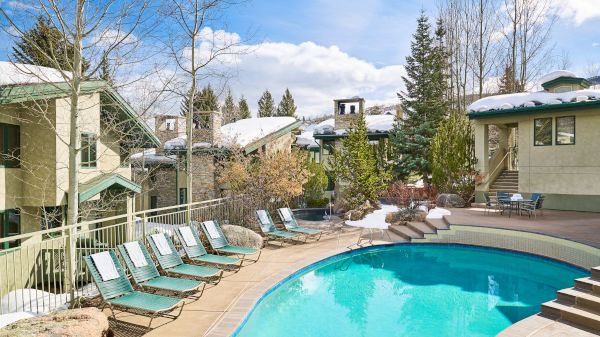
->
xmin=1 ymin=0 xmax=600 ymax=119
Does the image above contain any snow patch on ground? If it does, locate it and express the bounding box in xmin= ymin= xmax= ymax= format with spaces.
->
xmin=346 ymin=204 xmax=399 ymax=229
xmin=0 ymin=312 xmax=38 ymax=328
xmin=0 ymin=61 xmax=72 ymax=86
xmin=426 ymin=207 xmax=451 ymax=220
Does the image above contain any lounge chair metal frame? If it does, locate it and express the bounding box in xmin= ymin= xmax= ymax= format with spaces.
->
xmin=277 ymin=207 xmax=323 ymax=241
xmin=255 ymin=210 xmax=298 ymax=245
xmin=199 ymin=220 xmax=261 ymax=263
xmin=174 ymin=226 xmax=243 ymax=272
xmin=83 ymin=251 xmax=185 ymax=328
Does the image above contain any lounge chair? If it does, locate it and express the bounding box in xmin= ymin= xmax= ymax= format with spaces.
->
xmin=147 ymin=233 xmax=223 ymax=284
xmin=117 ymin=241 xmax=205 ymax=298
xmin=277 ymin=207 xmax=323 ymax=240
xmin=520 ymin=193 xmax=542 ymax=219
xmin=256 ymin=210 xmax=298 ymax=244
xmin=483 ymin=193 xmax=501 ymax=215
xmin=84 ymin=251 xmax=184 ymax=328
xmin=174 ymin=226 xmax=242 ymax=270
xmin=200 ymin=220 xmax=261 ymax=262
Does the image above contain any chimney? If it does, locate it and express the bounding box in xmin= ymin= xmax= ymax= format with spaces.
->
xmin=155 ymin=115 xmax=184 ymax=153
xmin=192 ymin=111 xmax=222 ymax=146
xmin=333 ymin=97 xmax=365 ymax=129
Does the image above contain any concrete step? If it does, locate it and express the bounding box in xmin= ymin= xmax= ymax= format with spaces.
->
xmin=407 ymin=222 xmax=436 ymax=236
xmin=388 ymin=225 xmax=423 ymax=240
xmin=489 ymin=189 xmax=519 ymax=193
xmin=424 ymin=218 xmax=449 ymax=231
xmin=557 ymin=288 xmax=600 ymax=314
xmin=541 ymin=300 xmax=600 ymax=331
xmin=592 ymin=267 xmax=600 ymax=280
xmin=490 ymin=184 xmax=519 ymax=189
xmin=492 ymin=180 xmax=519 ymax=184
xmin=383 ymin=230 xmax=410 ymax=243
xmin=575 ymin=277 xmax=600 ymax=296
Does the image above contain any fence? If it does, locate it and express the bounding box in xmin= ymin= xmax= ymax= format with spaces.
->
xmin=0 ymin=196 xmax=255 ymax=316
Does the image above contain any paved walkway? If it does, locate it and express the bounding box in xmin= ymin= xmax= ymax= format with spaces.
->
xmin=445 ymin=208 xmax=600 ymax=248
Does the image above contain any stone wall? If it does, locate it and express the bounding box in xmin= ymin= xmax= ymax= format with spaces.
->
xmin=150 ymin=167 xmax=178 ymax=209
xmin=190 ymin=155 xmax=217 ymax=201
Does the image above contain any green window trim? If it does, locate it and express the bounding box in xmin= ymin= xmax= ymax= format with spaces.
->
xmin=555 ymin=116 xmax=576 ymax=146
xmin=533 ymin=117 xmax=552 ymax=146
xmin=1 ymin=209 xmax=20 ymax=250
xmin=81 ymin=133 xmax=97 ymax=168
xmin=0 ymin=123 xmax=21 ymax=168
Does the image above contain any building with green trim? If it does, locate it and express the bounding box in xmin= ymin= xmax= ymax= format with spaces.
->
xmin=469 ymin=71 xmax=600 ymax=212
xmin=0 ymin=62 xmax=159 ymax=248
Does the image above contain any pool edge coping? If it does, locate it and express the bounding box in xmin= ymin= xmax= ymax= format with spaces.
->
xmin=203 ymin=234 xmax=594 ymax=337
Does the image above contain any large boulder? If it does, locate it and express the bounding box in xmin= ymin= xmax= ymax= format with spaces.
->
xmin=436 ymin=194 xmax=466 ymax=208
xmin=221 ymin=224 xmax=264 ymax=249
xmin=0 ymin=307 xmax=111 ymax=337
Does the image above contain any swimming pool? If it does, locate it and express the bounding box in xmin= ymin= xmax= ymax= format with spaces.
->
xmin=233 ymin=244 xmax=588 ymax=337
xmin=293 ymin=208 xmax=331 ymax=221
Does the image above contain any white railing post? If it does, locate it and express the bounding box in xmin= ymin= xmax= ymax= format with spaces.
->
xmin=141 ymin=211 xmax=147 ymax=239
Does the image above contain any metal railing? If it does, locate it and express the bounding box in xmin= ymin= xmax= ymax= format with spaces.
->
xmin=0 ymin=196 xmax=255 ymax=315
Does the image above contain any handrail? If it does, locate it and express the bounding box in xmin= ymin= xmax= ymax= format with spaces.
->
xmin=482 ymin=149 xmax=509 ymax=184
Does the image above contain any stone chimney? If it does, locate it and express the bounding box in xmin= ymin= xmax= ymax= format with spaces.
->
xmin=191 ymin=111 xmax=222 ymax=146
xmin=334 ymin=97 xmax=365 ymax=129
xmin=155 ymin=115 xmax=185 ymax=153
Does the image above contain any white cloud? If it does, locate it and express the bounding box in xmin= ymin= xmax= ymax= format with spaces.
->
xmin=228 ymin=41 xmax=405 ymax=118
xmin=550 ymin=0 xmax=600 ymax=25
xmin=593 ymin=42 xmax=599 ymax=48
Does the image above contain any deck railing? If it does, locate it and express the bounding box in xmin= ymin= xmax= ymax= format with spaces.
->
xmin=0 ymin=196 xmax=254 ymax=315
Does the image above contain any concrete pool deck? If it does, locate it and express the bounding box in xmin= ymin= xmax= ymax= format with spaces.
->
xmin=105 ymin=208 xmax=600 ymax=337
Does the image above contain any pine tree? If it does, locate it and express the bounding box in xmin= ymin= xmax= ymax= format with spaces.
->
xmin=498 ymin=64 xmax=517 ymax=94
xmin=99 ymin=53 xmax=113 ymax=85
xmin=222 ymin=88 xmax=237 ymax=124
xmin=238 ymin=96 xmax=251 ymax=119
xmin=390 ymin=12 xmax=448 ymax=183
xmin=181 ymin=84 xmax=220 ymax=116
xmin=331 ymin=113 xmax=390 ymax=209
xmin=276 ymin=88 xmax=297 ymax=117
xmin=12 ymin=16 xmax=90 ymax=72
xmin=258 ymin=90 xmax=275 ymax=117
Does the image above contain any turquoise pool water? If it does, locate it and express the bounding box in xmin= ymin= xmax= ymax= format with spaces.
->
xmin=234 ymin=244 xmax=588 ymax=337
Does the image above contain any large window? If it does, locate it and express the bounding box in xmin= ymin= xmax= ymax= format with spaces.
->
xmin=179 ymin=188 xmax=187 ymax=205
xmin=1 ymin=209 xmax=20 ymax=249
xmin=533 ymin=118 xmax=552 ymax=146
xmin=0 ymin=123 xmax=20 ymax=167
xmin=556 ymin=116 xmax=575 ymax=145
xmin=81 ymin=133 xmax=97 ymax=168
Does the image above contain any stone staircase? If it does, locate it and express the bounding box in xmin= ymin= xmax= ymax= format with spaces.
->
xmin=388 ymin=217 xmax=450 ymax=241
xmin=541 ymin=266 xmax=600 ymax=332
xmin=489 ymin=170 xmax=519 ymax=193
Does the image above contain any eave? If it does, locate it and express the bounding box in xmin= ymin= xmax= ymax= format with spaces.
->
xmin=243 ymin=120 xmax=302 ymax=154
xmin=79 ymin=173 xmax=141 ymax=202
xmin=313 ymin=132 xmax=390 ymax=141
xmin=468 ymin=99 xmax=600 ymax=119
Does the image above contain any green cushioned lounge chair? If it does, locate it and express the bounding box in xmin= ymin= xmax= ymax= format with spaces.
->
xmin=277 ymin=207 xmax=323 ymax=241
xmin=117 ymin=241 xmax=205 ymax=298
xmin=147 ymin=233 xmax=223 ymax=284
xmin=256 ymin=210 xmax=298 ymax=245
xmin=200 ymin=220 xmax=261 ymax=262
xmin=174 ymin=226 xmax=242 ymax=270
xmin=83 ymin=250 xmax=184 ymax=328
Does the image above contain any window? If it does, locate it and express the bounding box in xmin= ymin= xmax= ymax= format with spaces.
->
xmin=533 ymin=118 xmax=552 ymax=146
xmin=0 ymin=123 xmax=20 ymax=167
xmin=326 ymin=175 xmax=335 ymax=191
xmin=309 ymin=150 xmax=320 ymax=163
xmin=81 ymin=133 xmax=97 ymax=168
xmin=41 ymin=207 xmax=63 ymax=238
xmin=556 ymin=116 xmax=575 ymax=145
xmin=1 ymin=209 xmax=20 ymax=249
xmin=179 ymin=188 xmax=187 ymax=205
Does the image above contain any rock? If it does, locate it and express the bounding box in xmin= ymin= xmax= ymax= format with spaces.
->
xmin=436 ymin=194 xmax=466 ymax=208
xmin=0 ymin=307 xmax=111 ymax=337
xmin=221 ymin=224 xmax=264 ymax=249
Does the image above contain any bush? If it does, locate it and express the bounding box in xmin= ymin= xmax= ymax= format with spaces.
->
xmin=304 ymin=160 xmax=328 ymax=206
xmin=383 ymin=181 xmax=437 ymax=207
xmin=307 ymin=197 xmax=329 ymax=208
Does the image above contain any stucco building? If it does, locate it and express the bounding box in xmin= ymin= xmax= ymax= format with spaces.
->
xmin=469 ymin=71 xmax=600 ymax=212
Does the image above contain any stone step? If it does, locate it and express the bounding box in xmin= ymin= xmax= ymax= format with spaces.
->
xmin=541 ymin=300 xmax=600 ymax=331
xmin=575 ymin=277 xmax=600 ymax=296
xmin=383 ymin=230 xmax=410 ymax=243
xmin=489 ymin=189 xmax=519 ymax=193
xmin=592 ymin=267 xmax=600 ymax=280
xmin=490 ymin=184 xmax=519 ymax=189
xmin=424 ymin=218 xmax=449 ymax=231
xmin=492 ymin=179 xmax=519 ymax=184
xmin=407 ymin=222 xmax=436 ymax=236
xmin=557 ymin=288 xmax=600 ymax=314
xmin=388 ymin=225 xmax=423 ymax=240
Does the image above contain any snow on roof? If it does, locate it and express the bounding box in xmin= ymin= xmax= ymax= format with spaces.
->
xmin=538 ymin=70 xmax=577 ymax=85
xmin=163 ymin=117 xmax=298 ymax=150
xmin=130 ymin=149 xmax=176 ymax=164
xmin=468 ymin=89 xmax=600 ymax=113
xmin=295 ymin=130 xmax=319 ymax=148
xmin=313 ymin=114 xmax=395 ymax=135
xmin=0 ymin=61 xmax=71 ymax=87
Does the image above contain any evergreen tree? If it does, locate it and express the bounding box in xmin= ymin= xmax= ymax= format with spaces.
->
xmin=222 ymin=88 xmax=237 ymax=124
xmin=331 ymin=113 xmax=390 ymax=209
xmin=99 ymin=53 xmax=113 ymax=85
xmin=258 ymin=90 xmax=275 ymax=117
xmin=12 ymin=16 xmax=90 ymax=72
xmin=276 ymin=88 xmax=297 ymax=117
xmin=430 ymin=110 xmax=477 ymax=202
xmin=498 ymin=64 xmax=517 ymax=94
xmin=181 ymin=84 xmax=220 ymax=116
xmin=238 ymin=96 xmax=251 ymax=119
xmin=390 ymin=12 xmax=448 ymax=183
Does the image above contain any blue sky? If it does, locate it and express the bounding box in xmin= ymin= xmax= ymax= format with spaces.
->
xmin=1 ymin=0 xmax=600 ymax=117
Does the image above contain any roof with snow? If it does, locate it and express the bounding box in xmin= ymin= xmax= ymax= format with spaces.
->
xmin=311 ymin=114 xmax=396 ymax=140
xmin=164 ymin=117 xmax=301 ymax=154
xmin=0 ymin=61 xmax=71 ymax=87
xmin=468 ymin=70 xmax=600 ymax=119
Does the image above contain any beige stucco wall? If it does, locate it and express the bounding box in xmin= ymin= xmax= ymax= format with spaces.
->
xmin=473 ymin=107 xmax=600 ymax=211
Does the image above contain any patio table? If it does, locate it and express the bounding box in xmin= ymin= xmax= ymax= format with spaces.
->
xmin=498 ymin=198 xmax=533 ymax=218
